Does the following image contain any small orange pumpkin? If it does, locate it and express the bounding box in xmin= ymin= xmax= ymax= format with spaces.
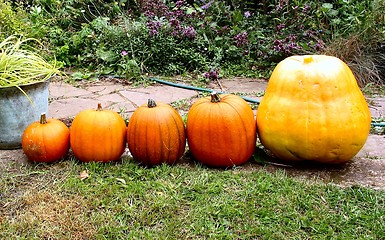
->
xmin=70 ymin=103 xmax=127 ymax=162
xmin=187 ymin=92 xmax=256 ymax=167
xmin=22 ymin=113 xmax=70 ymax=162
xmin=127 ymin=99 xmax=186 ymax=166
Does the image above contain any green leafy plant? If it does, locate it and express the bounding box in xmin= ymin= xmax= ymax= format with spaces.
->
xmin=18 ymin=0 xmax=385 ymax=84
xmin=0 ymin=0 xmax=29 ymax=40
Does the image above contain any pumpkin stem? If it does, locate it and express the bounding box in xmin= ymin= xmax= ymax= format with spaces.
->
xmin=210 ymin=92 xmax=221 ymax=103
xmin=148 ymin=99 xmax=157 ymax=108
xmin=40 ymin=112 xmax=47 ymax=124
xmin=303 ymin=55 xmax=314 ymax=64
xmin=97 ymin=103 xmax=103 ymax=111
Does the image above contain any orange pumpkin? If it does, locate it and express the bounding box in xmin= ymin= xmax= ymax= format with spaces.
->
xmin=70 ymin=103 xmax=127 ymax=162
xmin=256 ymin=55 xmax=372 ymax=164
xmin=22 ymin=113 xmax=70 ymax=162
xmin=127 ymin=99 xmax=186 ymax=166
xmin=187 ymin=92 xmax=256 ymax=167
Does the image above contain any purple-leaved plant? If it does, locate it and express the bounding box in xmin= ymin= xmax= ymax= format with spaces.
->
xmin=183 ymin=26 xmax=196 ymax=39
xmin=203 ymin=68 xmax=220 ymax=81
xmin=201 ymin=1 xmax=213 ymax=10
xmin=234 ymin=32 xmax=249 ymax=47
xmin=273 ymin=34 xmax=302 ymax=55
xmin=147 ymin=20 xmax=162 ymax=36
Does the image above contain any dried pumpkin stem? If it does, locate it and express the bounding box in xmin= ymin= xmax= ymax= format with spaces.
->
xmin=148 ymin=99 xmax=157 ymax=108
xmin=40 ymin=112 xmax=47 ymax=124
xmin=303 ymin=55 xmax=314 ymax=64
xmin=210 ymin=92 xmax=221 ymax=103
xmin=97 ymin=103 xmax=103 ymax=111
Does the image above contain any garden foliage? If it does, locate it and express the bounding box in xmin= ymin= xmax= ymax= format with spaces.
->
xmin=0 ymin=0 xmax=28 ymax=41
xmin=2 ymin=0 xmax=385 ymax=82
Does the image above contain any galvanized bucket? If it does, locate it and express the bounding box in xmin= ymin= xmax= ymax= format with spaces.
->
xmin=0 ymin=80 xmax=49 ymax=149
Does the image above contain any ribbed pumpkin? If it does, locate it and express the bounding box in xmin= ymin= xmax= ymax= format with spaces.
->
xmin=22 ymin=113 xmax=70 ymax=162
xmin=187 ymin=92 xmax=256 ymax=167
xmin=127 ymin=99 xmax=186 ymax=166
xmin=70 ymin=103 xmax=127 ymax=162
xmin=256 ymin=55 xmax=372 ymax=164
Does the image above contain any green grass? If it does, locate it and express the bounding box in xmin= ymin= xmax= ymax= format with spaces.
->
xmin=1 ymin=155 xmax=384 ymax=239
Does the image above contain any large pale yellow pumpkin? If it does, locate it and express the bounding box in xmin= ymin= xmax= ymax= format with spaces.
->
xmin=256 ymin=55 xmax=371 ymax=164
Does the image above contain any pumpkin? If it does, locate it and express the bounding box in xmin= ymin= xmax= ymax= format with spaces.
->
xmin=22 ymin=113 xmax=70 ymax=162
xmin=187 ymin=92 xmax=256 ymax=167
xmin=127 ymin=99 xmax=186 ymax=166
xmin=70 ymin=103 xmax=127 ymax=162
xmin=256 ymin=55 xmax=372 ymax=164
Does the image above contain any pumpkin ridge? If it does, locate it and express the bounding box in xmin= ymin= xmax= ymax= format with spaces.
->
xmin=142 ymin=109 xmax=151 ymax=165
xmin=196 ymin=105 xmax=210 ymax=158
xmin=155 ymin=109 xmax=166 ymax=163
xmin=210 ymin=99 xmax=231 ymax=163
xmin=225 ymin=100 xmax=254 ymax=163
xmin=166 ymin=109 xmax=179 ymax=161
xmin=150 ymin=107 xmax=161 ymax=163
xmin=165 ymin=115 xmax=172 ymax=162
xmin=208 ymin=104 xmax=219 ymax=161
xmin=36 ymin=124 xmax=46 ymax=161
xmin=30 ymin=125 xmax=41 ymax=160
xmin=171 ymin=109 xmax=186 ymax=159
xmin=165 ymin=108 xmax=175 ymax=161
xmin=91 ymin=112 xmax=101 ymax=161
xmin=44 ymin=122 xmax=60 ymax=160
xmin=218 ymin=101 xmax=232 ymax=161
xmin=108 ymin=114 xmax=122 ymax=161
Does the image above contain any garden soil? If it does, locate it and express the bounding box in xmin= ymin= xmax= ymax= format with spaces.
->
xmin=1 ymin=77 xmax=384 ymax=189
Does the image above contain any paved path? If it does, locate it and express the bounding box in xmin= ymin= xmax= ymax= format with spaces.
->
xmin=48 ymin=78 xmax=268 ymax=120
xmin=1 ymin=77 xmax=385 ymax=189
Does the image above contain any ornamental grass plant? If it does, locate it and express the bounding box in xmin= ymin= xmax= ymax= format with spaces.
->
xmin=0 ymin=35 xmax=60 ymax=89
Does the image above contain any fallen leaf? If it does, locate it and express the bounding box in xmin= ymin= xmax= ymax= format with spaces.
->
xmin=79 ymin=170 xmax=89 ymax=180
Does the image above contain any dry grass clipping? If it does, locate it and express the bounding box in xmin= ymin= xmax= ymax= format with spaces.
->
xmin=7 ymin=190 xmax=97 ymax=240
xmin=322 ymin=34 xmax=385 ymax=87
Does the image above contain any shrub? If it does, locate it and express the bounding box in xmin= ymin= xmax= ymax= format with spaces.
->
xmin=15 ymin=0 xmax=385 ymax=83
xmin=0 ymin=1 xmax=29 ymax=40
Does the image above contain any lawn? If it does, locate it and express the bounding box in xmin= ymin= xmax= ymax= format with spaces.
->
xmin=1 ymin=153 xmax=384 ymax=239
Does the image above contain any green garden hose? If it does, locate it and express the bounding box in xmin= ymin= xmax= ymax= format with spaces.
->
xmin=148 ymin=77 xmax=260 ymax=104
xmin=149 ymin=77 xmax=385 ymax=127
